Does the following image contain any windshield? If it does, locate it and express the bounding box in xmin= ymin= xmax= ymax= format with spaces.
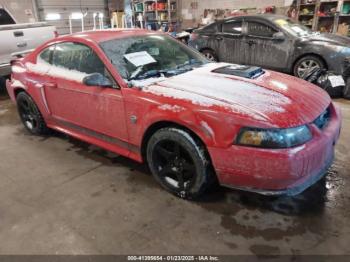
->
xmin=273 ymin=18 xmax=315 ymax=37
xmin=100 ymin=34 xmax=208 ymax=81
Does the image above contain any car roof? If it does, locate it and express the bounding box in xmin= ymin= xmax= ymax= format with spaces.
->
xmin=222 ymin=14 xmax=288 ymax=22
xmin=55 ymin=29 xmax=159 ymax=44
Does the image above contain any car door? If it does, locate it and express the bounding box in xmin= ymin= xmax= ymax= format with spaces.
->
xmin=245 ymin=19 xmax=290 ymax=70
xmin=198 ymin=22 xmax=222 ymax=58
xmin=219 ymin=18 xmax=247 ymax=64
xmin=44 ymin=41 xmax=129 ymax=144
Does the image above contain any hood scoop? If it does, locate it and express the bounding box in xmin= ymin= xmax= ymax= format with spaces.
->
xmin=212 ymin=65 xmax=264 ymax=79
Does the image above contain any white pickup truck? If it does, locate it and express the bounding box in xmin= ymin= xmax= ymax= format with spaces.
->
xmin=0 ymin=8 xmax=56 ymax=89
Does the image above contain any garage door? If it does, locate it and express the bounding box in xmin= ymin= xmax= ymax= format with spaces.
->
xmin=36 ymin=0 xmax=108 ymax=35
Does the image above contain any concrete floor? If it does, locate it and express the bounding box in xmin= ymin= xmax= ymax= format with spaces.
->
xmin=0 ymin=91 xmax=350 ymax=256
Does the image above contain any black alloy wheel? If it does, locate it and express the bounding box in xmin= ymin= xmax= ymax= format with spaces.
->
xmin=16 ymin=92 xmax=49 ymax=135
xmin=147 ymin=128 xmax=214 ymax=199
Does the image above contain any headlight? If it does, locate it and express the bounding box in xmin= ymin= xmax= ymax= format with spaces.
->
xmin=236 ymin=125 xmax=312 ymax=148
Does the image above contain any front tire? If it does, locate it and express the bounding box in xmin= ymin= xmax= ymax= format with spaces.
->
xmin=16 ymin=92 xmax=49 ymax=135
xmin=146 ymin=128 xmax=214 ymax=199
xmin=293 ymin=55 xmax=326 ymax=78
xmin=201 ymin=49 xmax=218 ymax=62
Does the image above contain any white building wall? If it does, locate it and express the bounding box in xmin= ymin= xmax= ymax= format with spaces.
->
xmin=36 ymin=0 xmax=108 ymax=35
xmin=180 ymin=0 xmax=292 ymax=28
xmin=0 ymin=0 xmax=37 ymax=23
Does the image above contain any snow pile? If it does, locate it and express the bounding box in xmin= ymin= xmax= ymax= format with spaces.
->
xmin=26 ymin=57 xmax=88 ymax=83
xmin=11 ymin=79 xmax=25 ymax=88
xmin=143 ymin=63 xmax=291 ymax=121
xmin=130 ymin=76 xmax=167 ymax=88
xmin=158 ymin=104 xmax=186 ymax=113
xmin=26 ymin=57 xmax=51 ymax=75
xmin=12 ymin=65 xmax=27 ymax=73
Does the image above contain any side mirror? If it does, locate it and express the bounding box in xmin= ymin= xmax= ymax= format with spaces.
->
xmin=83 ymin=73 xmax=113 ymax=87
xmin=272 ymin=32 xmax=285 ymax=41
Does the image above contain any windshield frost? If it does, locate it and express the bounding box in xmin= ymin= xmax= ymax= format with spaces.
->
xmin=100 ymin=34 xmax=208 ymax=81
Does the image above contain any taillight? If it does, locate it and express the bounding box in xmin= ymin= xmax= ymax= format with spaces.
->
xmin=190 ymin=33 xmax=199 ymax=41
xmin=54 ymin=30 xmax=59 ymax=37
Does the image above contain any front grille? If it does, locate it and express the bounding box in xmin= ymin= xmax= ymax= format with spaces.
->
xmin=314 ymin=106 xmax=331 ymax=130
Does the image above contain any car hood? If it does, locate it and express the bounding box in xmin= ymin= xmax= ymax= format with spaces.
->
xmin=305 ymin=33 xmax=350 ymax=46
xmin=142 ymin=63 xmax=330 ymax=128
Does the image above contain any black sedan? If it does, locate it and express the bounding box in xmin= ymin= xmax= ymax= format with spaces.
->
xmin=189 ymin=15 xmax=350 ymax=78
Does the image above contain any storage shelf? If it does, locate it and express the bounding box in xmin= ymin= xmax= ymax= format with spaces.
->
xmin=297 ymin=0 xmax=350 ymax=34
xmin=132 ymin=0 xmax=179 ymax=28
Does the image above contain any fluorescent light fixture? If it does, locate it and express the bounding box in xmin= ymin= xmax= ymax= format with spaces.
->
xmin=70 ymin=12 xmax=83 ymax=19
xmin=45 ymin=13 xmax=61 ymax=21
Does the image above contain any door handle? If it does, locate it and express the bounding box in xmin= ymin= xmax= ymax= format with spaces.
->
xmin=16 ymin=42 xmax=27 ymax=48
xmin=44 ymin=82 xmax=57 ymax=88
xmin=216 ymin=36 xmax=223 ymax=41
xmin=14 ymin=31 xmax=24 ymax=37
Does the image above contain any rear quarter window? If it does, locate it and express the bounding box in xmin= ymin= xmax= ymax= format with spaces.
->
xmin=201 ymin=23 xmax=218 ymax=33
xmin=248 ymin=21 xmax=277 ymax=38
xmin=0 ymin=9 xmax=15 ymax=25
xmin=222 ymin=21 xmax=243 ymax=34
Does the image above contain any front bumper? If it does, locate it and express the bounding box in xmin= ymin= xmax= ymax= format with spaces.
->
xmin=208 ymin=103 xmax=341 ymax=196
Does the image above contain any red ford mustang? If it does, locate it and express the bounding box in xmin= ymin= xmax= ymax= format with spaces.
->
xmin=6 ymin=29 xmax=341 ymax=199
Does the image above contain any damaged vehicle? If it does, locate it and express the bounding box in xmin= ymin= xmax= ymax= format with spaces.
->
xmin=189 ymin=14 xmax=350 ymax=78
xmin=6 ymin=30 xmax=341 ymax=199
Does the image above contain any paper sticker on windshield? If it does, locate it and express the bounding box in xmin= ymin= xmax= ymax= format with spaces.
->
xmin=124 ymin=51 xmax=156 ymax=67
xmin=275 ymin=19 xmax=287 ymax=26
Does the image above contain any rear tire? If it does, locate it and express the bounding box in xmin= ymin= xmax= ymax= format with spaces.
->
xmin=201 ymin=49 xmax=218 ymax=62
xmin=16 ymin=92 xmax=50 ymax=135
xmin=146 ymin=127 xmax=214 ymax=199
xmin=293 ymin=55 xmax=326 ymax=78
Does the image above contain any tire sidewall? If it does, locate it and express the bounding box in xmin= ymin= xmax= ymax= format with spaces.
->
xmin=146 ymin=128 xmax=209 ymax=199
xmin=202 ymin=50 xmax=218 ymax=62
xmin=294 ymin=56 xmax=325 ymax=78
xmin=16 ymin=92 xmax=48 ymax=135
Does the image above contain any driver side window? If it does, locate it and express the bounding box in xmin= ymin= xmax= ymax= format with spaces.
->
xmin=52 ymin=42 xmax=105 ymax=75
xmin=52 ymin=42 xmax=118 ymax=88
xmin=222 ymin=20 xmax=243 ymax=34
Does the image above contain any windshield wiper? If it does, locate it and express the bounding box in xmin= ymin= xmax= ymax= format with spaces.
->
xmin=163 ymin=60 xmax=203 ymax=76
xmin=176 ymin=59 xmax=203 ymax=70
xmin=128 ymin=60 xmax=204 ymax=81
xmin=128 ymin=67 xmax=167 ymax=81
